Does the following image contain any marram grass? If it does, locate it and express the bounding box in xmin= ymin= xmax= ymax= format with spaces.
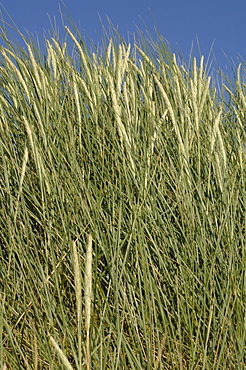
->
xmin=0 ymin=15 xmax=245 ymax=370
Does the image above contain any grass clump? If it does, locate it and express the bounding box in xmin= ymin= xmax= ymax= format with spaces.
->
xmin=0 ymin=14 xmax=245 ymax=369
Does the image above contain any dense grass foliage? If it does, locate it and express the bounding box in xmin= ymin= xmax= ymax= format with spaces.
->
xmin=0 ymin=20 xmax=245 ymax=369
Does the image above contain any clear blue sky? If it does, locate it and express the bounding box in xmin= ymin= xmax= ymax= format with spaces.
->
xmin=0 ymin=0 xmax=245 ymax=74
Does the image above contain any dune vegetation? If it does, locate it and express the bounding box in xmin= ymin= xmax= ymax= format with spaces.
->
xmin=0 ymin=13 xmax=245 ymax=369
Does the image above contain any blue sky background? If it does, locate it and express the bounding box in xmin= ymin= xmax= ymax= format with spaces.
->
xmin=0 ymin=0 xmax=245 ymax=76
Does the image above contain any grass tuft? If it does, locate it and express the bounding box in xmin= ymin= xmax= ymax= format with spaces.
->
xmin=0 ymin=12 xmax=245 ymax=369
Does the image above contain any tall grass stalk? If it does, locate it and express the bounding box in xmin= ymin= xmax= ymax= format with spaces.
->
xmin=0 ymin=12 xmax=245 ymax=369
xmin=72 ymin=240 xmax=82 ymax=370
xmin=49 ymin=335 xmax=74 ymax=370
xmin=84 ymin=234 xmax=93 ymax=370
